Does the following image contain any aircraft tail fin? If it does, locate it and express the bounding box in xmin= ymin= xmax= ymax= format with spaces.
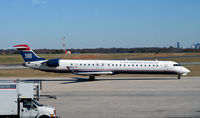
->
xmin=13 ymin=44 xmax=45 ymax=62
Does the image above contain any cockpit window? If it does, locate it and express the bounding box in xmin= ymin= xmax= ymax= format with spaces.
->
xmin=173 ymin=64 xmax=182 ymax=66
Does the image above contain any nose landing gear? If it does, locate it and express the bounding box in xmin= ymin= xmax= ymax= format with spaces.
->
xmin=178 ymin=74 xmax=181 ymax=79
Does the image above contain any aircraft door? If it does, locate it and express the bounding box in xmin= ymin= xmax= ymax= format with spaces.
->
xmin=164 ymin=64 xmax=169 ymax=71
xmin=101 ymin=63 xmax=105 ymax=70
xmin=96 ymin=62 xmax=104 ymax=70
xmin=96 ymin=63 xmax=99 ymax=70
xmin=74 ymin=63 xmax=78 ymax=69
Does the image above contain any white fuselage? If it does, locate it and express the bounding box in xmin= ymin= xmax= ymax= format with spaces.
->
xmin=26 ymin=59 xmax=190 ymax=76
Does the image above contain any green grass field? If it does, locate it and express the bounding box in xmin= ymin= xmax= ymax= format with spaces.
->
xmin=1 ymin=52 xmax=200 ymax=64
xmin=0 ymin=53 xmax=199 ymax=77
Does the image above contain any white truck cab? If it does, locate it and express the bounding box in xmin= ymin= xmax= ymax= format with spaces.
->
xmin=20 ymin=98 xmax=56 ymax=118
xmin=0 ymin=80 xmax=58 ymax=118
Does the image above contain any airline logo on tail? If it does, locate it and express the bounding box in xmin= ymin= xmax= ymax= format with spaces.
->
xmin=13 ymin=44 xmax=45 ymax=62
xmin=25 ymin=53 xmax=33 ymax=59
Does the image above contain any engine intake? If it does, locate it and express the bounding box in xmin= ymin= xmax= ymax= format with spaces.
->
xmin=46 ymin=59 xmax=60 ymax=67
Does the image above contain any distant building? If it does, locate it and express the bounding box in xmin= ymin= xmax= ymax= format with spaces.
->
xmin=191 ymin=43 xmax=200 ymax=49
xmin=176 ymin=42 xmax=180 ymax=49
xmin=195 ymin=43 xmax=200 ymax=49
xmin=191 ymin=44 xmax=195 ymax=49
xmin=1 ymin=52 xmax=5 ymax=55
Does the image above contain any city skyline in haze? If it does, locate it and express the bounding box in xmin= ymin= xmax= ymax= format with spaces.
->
xmin=0 ymin=0 xmax=200 ymax=49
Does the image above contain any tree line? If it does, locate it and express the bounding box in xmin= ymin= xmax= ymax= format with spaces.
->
xmin=0 ymin=47 xmax=200 ymax=55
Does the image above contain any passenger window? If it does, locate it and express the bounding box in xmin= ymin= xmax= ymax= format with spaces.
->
xmin=108 ymin=64 xmax=110 ymax=66
xmin=88 ymin=64 xmax=90 ymax=66
xmin=112 ymin=64 xmax=114 ymax=66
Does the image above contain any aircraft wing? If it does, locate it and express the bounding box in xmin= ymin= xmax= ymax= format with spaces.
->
xmin=76 ymin=71 xmax=114 ymax=75
xmin=66 ymin=66 xmax=113 ymax=75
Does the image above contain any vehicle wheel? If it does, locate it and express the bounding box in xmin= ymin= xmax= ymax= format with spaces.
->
xmin=39 ymin=116 xmax=49 ymax=118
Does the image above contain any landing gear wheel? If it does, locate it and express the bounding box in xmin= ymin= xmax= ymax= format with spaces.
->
xmin=89 ymin=75 xmax=95 ymax=81
xmin=178 ymin=74 xmax=181 ymax=79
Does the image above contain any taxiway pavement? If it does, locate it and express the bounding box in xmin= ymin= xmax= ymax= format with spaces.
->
xmin=1 ymin=77 xmax=200 ymax=118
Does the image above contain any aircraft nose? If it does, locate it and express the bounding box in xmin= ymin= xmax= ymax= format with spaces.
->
xmin=182 ymin=67 xmax=190 ymax=76
xmin=184 ymin=68 xmax=190 ymax=73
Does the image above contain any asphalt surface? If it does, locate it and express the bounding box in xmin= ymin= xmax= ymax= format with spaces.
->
xmin=0 ymin=63 xmax=27 ymax=69
xmin=2 ymin=77 xmax=199 ymax=118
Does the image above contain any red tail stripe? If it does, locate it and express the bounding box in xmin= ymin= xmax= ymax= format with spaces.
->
xmin=13 ymin=44 xmax=31 ymax=51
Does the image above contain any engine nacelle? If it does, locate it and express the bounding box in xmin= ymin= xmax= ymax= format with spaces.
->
xmin=46 ymin=59 xmax=60 ymax=67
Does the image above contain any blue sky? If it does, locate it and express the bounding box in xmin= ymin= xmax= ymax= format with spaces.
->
xmin=0 ymin=0 xmax=200 ymax=49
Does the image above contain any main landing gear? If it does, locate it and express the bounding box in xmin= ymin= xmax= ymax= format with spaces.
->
xmin=89 ymin=75 xmax=95 ymax=81
xmin=177 ymin=74 xmax=181 ymax=79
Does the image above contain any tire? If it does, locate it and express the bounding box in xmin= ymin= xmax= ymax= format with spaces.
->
xmin=39 ymin=116 xmax=49 ymax=118
xmin=178 ymin=74 xmax=181 ymax=79
xmin=89 ymin=75 xmax=95 ymax=81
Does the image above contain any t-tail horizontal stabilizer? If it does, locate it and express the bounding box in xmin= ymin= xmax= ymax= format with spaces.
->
xmin=13 ymin=44 xmax=45 ymax=62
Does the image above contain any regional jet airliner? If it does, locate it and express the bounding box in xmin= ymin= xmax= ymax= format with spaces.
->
xmin=14 ymin=44 xmax=190 ymax=80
